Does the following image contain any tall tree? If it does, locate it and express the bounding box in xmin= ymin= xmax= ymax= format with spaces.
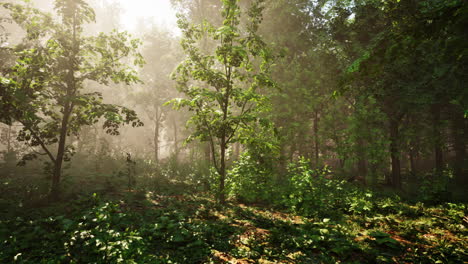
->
xmin=0 ymin=0 xmax=143 ymax=197
xmin=133 ymin=26 xmax=182 ymax=163
xmin=171 ymin=0 xmax=273 ymax=203
xmin=334 ymin=0 xmax=467 ymax=187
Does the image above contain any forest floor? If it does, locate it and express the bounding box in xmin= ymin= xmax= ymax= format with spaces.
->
xmin=0 ymin=186 xmax=467 ymax=263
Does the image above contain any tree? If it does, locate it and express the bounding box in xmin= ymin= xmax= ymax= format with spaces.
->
xmin=0 ymin=0 xmax=143 ymax=197
xmin=171 ymin=0 xmax=274 ymax=203
xmin=134 ymin=26 xmax=182 ymax=164
xmin=333 ymin=0 xmax=467 ymax=188
xmin=171 ymin=0 xmax=224 ymax=26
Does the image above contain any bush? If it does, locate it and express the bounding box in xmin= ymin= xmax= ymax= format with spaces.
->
xmin=227 ymin=153 xmax=276 ymax=203
xmin=417 ymin=169 xmax=452 ymax=204
xmin=283 ymin=157 xmax=375 ymax=218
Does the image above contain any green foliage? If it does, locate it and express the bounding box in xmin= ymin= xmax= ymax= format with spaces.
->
xmin=268 ymin=218 xmax=366 ymax=262
xmin=226 ymin=115 xmax=280 ymax=203
xmin=0 ymin=0 xmax=143 ymax=193
xmin=0 ymin=0 xmax=467 ymax=263
xmin=417 ymin=169 xmax=453 ymax=203
xmin=0 ymin=185 xmax=466 ymax=264
xmin=64 ymin=201 xmax=145 ymax=263
xmin=334 ymin=0 xmax=467 ymax=187
xmin=0 ymin=194 xmax=212 ymax=263
xmin=368 ymin=231 xmax=400 ymax=249
xmin=283 ymin=157 xmax=375 ymax=218
xmin=336 ymin=96 xmax=389 ymax=181
xmin=170 ymin=0 xmax=273 ymax=202
xmin=227 ymin=153 xmax=275 ymax=203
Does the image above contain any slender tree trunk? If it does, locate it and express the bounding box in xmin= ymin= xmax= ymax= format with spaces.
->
xmin=77 ymin=131 xmax=84 ymax=154
xmin=218 ymin=58 xmax=232 ymax=204
xmin=451 ymin=108 xmax=467 ymax=185
xmin=289 ymin=141 xmax=296 ymax=162
xmin=389 ymin=118 xmax=401 ymax=189
xmin=357 ymin=137 xmax=367 ymax=185
xmin=154 ymin=120 xmax=159 ymax=163
xmin=154 ymin=106 xmax=160 ymax=164
xmin=94 ymin=126 xmax=102 ymax=172
xmin=202 ymin=142 xmax=212 ymax=191
xmin=278 ymin=143 xmax=287 ymax=182
xmin=219 ymin=137 xmax=226 ymax=204
xmin=234 ymin=142 xmax=240 ymax=161
xmin=51 ymin=104 xmax=71 ymax=197
xmin=6 ymin=125 xmax=11 ymax=153
xmin=218 ymin=91 xmax=229 ymax=204
xmin=339 ymin=158 xmax=345 ymax=170
xmin=432 ymin=104 xmax=443 ymax=174
xmin=204 ymin=142 xmax=211 ymax=163
xmin=172 ymin=116 xmax=179 ymax=161
xmin=4 ymin=125 xmax=14 ymax=177
xmin=51 ymin=10 xmax=78 ymax=198
xmin=313 ymin=110 xmax=319 ymax=165
xmin=332 ymin=129 xmax=345 ymax=170
xmin=409 ymin=148 xmax=417 ymax=175
xmin=298 ymin=133 xmax=307 ymax=159
xmin=7 ymin=126 xmax=11 ymax=153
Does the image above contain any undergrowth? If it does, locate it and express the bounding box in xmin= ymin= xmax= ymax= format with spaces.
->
xmin=0 ymin=158 xmax=466 ymax=263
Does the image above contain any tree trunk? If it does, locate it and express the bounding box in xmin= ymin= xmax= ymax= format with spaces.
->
xmin=409 ymin=148 xmax=417 ymax=175
xmin=451 ymin=108 xmax=467 ymax=185
xmin=389 ymin=118 xmax=401 ymax=189
xmin=289 ymin=140 xmax=296 ymax=162
xmin=202 ymin=142 xmax=212 ymax=191
xmin=218 ymin=60 xmax=232 ymax=204
xmin=51 ymin=9 xmax=78 ymax=198
xmin=219 ymin=137 xmax=226 ymax=204
xmin=432 ymin=104 xmax=444 ymax=174
xmin=6 ymin=125 xmax=11 ymax=153
xmin=172 ymin=116 xmax=179 ymax=161
xmin=278 ymin=143 xmax=287 ymax=182
xmin=234 ymin=142 xmax=240 ymax=161
xmin=313 ymin=110 xmax=319 ymax=166
xmin=339 ymin=158 xmax=345 ymax=170
xmin=357 ymin=137 xmax=367 ymax=185
xmin=3 ymin=125 xmax=15 ymax=177
xmin=298 ymin=133 xmax=307 ymax=159
xmin=51 ymin=104 xmax=71 ymax=198
xmin=154 ymin=106 xmax=160 ymax=164
xmin=154 ymin=120 xmax=159 ymax=164
xmin=77 ymin=131 xmax=84 ymax=154
xmin=204 ymin=142 xmax=211 ymax=163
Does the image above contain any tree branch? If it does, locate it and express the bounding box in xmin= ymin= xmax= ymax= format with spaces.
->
xmin=20 ymin=122 xmax=56 ymax=163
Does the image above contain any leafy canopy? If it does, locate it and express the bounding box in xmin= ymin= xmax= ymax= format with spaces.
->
xmin=170 ymin=0 xmax=274 ymax=173
xmin=0 ymin=0 xmax=144 ymax=164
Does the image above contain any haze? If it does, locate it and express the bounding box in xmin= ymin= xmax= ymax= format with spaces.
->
xmin=0 ymin=0 xmax=466 ymax=262
xmin=117 ymin=0 xmax=178 ymax=33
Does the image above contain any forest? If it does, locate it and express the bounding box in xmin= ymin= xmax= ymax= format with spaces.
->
xmin=0 ymin=0 xmax=467 ymax=263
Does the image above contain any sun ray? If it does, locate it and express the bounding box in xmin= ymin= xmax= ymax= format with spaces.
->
xmin=117 ymin=0 xmax=178 ymax=34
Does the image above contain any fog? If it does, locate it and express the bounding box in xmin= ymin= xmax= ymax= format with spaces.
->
xmin=0 ymin=2 xmax=466 ymax=261
xmin=1 ymin=0 xmax=185 ymax=163
xmin=0 ymin=0 xmax=466 ymax=200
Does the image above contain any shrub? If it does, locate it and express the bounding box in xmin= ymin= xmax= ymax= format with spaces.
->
xmin=227 ymin=153 xmax=276 ymax=203
xmin=283 ymin=157 xmax=375 ymax=218
xmin=417 ymin=169 xmax=452 ymax=204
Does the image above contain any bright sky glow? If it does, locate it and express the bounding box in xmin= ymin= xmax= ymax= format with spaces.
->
xmin=117 ymin=0 xmax=179 ymax=33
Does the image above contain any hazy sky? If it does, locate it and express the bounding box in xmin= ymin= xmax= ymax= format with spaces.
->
xmin=117 ymin=0 xmax=178 ymax=33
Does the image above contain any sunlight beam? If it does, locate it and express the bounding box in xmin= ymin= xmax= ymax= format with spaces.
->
xmin=117 ymin=0 xmax=179 ymax=34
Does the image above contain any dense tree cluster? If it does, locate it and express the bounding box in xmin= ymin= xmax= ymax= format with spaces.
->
xmin=0 ymin=0 xmax=466 ymax=201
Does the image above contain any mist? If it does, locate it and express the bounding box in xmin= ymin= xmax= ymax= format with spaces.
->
xmin=0 ymin=0 xmax=467 ymax=262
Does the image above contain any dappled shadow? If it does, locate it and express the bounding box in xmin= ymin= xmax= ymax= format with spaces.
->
xmin=1 ymin=190 xmax=466 ymax=263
